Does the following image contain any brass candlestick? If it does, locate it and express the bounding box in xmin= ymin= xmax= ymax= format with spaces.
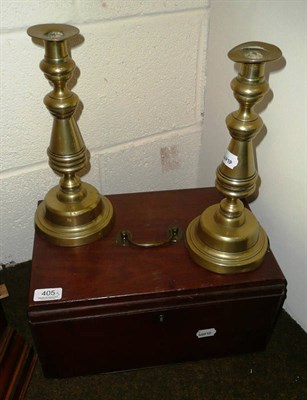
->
xmin=186 ymin=41 xmax=282 ymax=274
xmin=28 ymin=24 xmax=113 ymax=246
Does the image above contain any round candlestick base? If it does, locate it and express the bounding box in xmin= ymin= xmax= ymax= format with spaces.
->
xmin=35 ymin=182 xmax=113 ymax=247
xmin=186 ymin=204 xmax=268 ymax=274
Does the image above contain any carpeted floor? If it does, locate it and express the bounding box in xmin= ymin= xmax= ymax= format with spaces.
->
xmin=1 ymin=262 xmax=306 ymax=400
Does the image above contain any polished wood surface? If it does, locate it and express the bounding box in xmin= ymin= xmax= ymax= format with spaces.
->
xmin=28 ymin=188 xmax=286 ymax=377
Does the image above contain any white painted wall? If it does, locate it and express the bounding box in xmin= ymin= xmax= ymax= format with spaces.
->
xmin=199 ymin=0 xmax=306 ymax=332
xmin=0 ymin=0 xmax=306 ymax=332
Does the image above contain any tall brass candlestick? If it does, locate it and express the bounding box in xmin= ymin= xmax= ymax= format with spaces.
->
xmin=28 ymin=24 xmax=113 ymax=246
xmin=186 ymin=42 xmax=282 ymax=274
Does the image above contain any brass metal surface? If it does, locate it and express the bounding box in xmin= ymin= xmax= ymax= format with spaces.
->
xmin=28 ymin=24 xmax=113 ymax=246
xmin=117 ymin=226 xmax=183 ymax=248
xmin=186 ymin=42 xmax=282 ymax=274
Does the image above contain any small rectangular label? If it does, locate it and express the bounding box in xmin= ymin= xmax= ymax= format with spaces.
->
xmin=34 ymin=288 xmax=62 ymax=302
xmin=196 ymin=328 xmax=216 ymax=338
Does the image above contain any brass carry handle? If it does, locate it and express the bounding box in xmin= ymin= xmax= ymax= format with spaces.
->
xmin=117 ymin=226 xmax=183 ymax=248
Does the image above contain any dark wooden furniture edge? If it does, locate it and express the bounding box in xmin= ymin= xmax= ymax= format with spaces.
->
xmin=0 ymin=303 xmax=37 ymax=400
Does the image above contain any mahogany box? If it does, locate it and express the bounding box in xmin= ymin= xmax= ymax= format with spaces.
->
xmin=28 ymin=188 xmax=286 ymax=378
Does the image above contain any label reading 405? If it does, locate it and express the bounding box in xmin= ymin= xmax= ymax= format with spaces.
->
xmin=33 ymin=288 xmax=62 ymax=302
